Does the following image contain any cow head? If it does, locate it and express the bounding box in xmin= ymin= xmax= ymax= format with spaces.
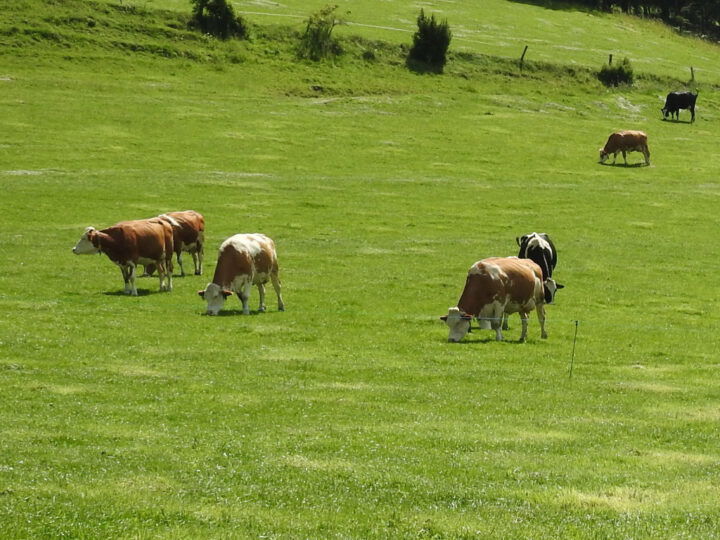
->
xmin=661 ymin=107 xmax=669 ymax=118
xmin=599 ymin=148 xmax=610 ymax=163
xmin=198 ymin=283 xmax=233 ymax=315
xmin=543 ymin=278 xmax=564 ymax=304
xmin=440 ymin=307 xmax=473 ymax=342
xmin=72 ymin=227 xmax=100 ymax=255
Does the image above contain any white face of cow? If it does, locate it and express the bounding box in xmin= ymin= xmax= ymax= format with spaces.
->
xmin=198 ymin=282 xmax=232 ymax=315
xmin=599 ymin=149 xmax=609 ymax=163
xmin=441 ymin=307 xmax=472 ymax=342
xmin=544 ymin=278 xmax=565 ymax=304
xmin=72 ymin=227 xmax=99 ymax=255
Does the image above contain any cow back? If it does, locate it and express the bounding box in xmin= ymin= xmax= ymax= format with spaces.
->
xmin=100 ymin=219 xmax=168 ymax=264
xmin=212 ymin=233 xmax=278 ymax=288
xmin=458 ymin=257 xmax=540 ymax=316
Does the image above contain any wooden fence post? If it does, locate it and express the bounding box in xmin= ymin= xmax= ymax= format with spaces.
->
xmin=608 ymin=54 xmax=613 ymax=65
xmin=519 ymin=45 xmax=528 ymax=71
xmin=690 ymin=66 xmax=695 ymax=81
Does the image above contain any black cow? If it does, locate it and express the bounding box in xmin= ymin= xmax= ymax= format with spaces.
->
xmin=661 ymin=91 xmax=698 ymax=123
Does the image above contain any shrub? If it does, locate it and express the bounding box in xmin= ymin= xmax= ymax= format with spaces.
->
xmin=407 ymin=9 xmax=452 ymax=73
xmin=189 ymin=0 xmax=247 ymax=40
xmin=298 ymin=5 xmax=341 ymax=61
xmin=598 ymin=57 xmax=634 ymax=86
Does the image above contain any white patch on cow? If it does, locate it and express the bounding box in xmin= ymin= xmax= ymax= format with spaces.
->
xmin=159 ymin=214 xmax=181 ymax=228
xmin=202 ymin=282 xmax=227 ymax=315
xmin=478 ymin=299 xmax=506 ymax=340
xmin=525 ymin=233 xmax=551 ymax=253
xmin=444 ymin=307 xmax=471 ymax=342
xmin=72 ymin=227 xmax=99 ymax=255
xmin=222 ymin=233 xmax=267 ymax=261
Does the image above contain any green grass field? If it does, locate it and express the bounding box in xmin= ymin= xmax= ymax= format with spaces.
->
xmin=2 ymin=0 xmax=720 ymax=537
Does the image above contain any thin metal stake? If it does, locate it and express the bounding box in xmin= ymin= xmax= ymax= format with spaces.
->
xmin=569 ymin=320 xmax=579 ymax=379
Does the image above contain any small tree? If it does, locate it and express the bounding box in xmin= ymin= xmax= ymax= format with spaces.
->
xmin=407 ymin=9 xmax=452 ymax=73
xmin=298 ymin=5 xmax=341 ymax=61
xmin=190 ymin=0 xmax=247 ymax=40
xmin=598 ymin=57 xmax=634 ymax=87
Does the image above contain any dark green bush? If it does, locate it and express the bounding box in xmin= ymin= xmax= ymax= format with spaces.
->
xmin=189 ymin=0 xmax=247 ymax=40
xmin=598 ymin=57 xmax=634 ymax=86
xmin=298 ymin=5 xmax=341 ymax=61
xmin=407 ymin=9 xmax=451 ymax=73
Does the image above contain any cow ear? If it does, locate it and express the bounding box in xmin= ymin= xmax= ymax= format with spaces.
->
xmin=439 ymin=316 xmax=448 ymax=321
xmin=222 ymin=290 xmax=233 ymax=298
xmin=197 ymin=290 xmax=205 ymax=298
xmin=556 ymin=283 xmax=565 ymax=289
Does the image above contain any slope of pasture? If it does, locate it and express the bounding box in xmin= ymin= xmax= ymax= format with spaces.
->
xmin=2 ymin=2 xmax=720 ymax=538
xmin=135 ymin=0 xmax=720 ymax=84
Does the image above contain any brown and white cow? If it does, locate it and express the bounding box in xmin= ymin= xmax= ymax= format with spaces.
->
xmin=72 ymin=218 xmax=174 ymax=295
xmin=441 ymin=257 xmax=560 ymax=343
xmin=198 ymin=233 xmax=284 ymax=315
xmin=599 ymin=130 xmax=650 ymax=166
xmin=145 ymin=210 xmax=205 ymax=277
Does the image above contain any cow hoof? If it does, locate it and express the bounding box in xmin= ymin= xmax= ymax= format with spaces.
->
xmin=278 ymin=306 xmax=285 ymax=312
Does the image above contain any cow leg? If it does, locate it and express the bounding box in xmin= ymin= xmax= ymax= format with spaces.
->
xmin=120 ymin=265 xmax=133 ymax=295
xmin=271 ymin=272 xmax=285 ymax=311
xmin=490 ymin=306 xmax=504 ymax=341
xmin=611 ymin=152 xmax=617 ymax=164
xmin=157 ymin=259 xmax=169 ymax=292
xmin=127 ymin=263 xmax=138 ymax=296
xmin=166 ymin=256 xmax=174 ymax=291
xmin=196 ymin=243 xmax=204 ymax=275
xmin=191 ymin=250 xmax=201 ymax=275
xmin=519 ymin=312 xmax=529 ymax=342
xmin=536 ymin=304 xmax=547 ymax=339
xmin=156 ymin=260 xmax=165 ymax=291
xmin=238 ymin=282 xmax=252 ymax=314
xmin=257 ymin=283 xmax=267 ymax=312
xmin=691 ymin=107 xmax=695 ymax=123
xmin=176 ymin=251 xmax=186 ymax=277
xmin=622 ymin=150 xmax=627 ymax=165
xmin=502 ymin=313 xmax=509 ymax=331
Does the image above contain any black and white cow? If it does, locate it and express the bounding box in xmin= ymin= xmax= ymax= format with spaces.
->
xmin=502 ymin=232 xmax=562 ymax=330
xmin=516 ymin=232 xmax=557 ymax=282
xmin=661 ymin=91 xmax=698 ymax=123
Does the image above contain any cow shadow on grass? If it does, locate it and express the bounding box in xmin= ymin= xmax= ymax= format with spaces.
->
xmin=203 ymin=309 xmax=272 ymax=317
xmin=103 ymin=289 xmax=154 ymax=297
xmin=452 ymin=337 xmax=530 ymax=345
xmin=662 ymin=118 xmax=693 ymax=124
xmin=598 ymin=162 xmax=649 ymax=168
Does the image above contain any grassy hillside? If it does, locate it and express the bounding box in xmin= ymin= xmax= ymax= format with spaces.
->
xmin=1 ymin=0 xmax=720 ymax=538
xmin=121 ymin=0 xmax=720 ymax=84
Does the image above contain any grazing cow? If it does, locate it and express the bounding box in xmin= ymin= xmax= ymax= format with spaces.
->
xmin=441 ymin=257 xmax=561 ymax=343
xmin=198 ymin=233 xmax=285 ymax=315
xmin=72 ymin=218 xmax=174 ymax=295
xmin=661 ymin=91 xmax=698 ymax=122
xmin=145 ymin=210 xmax=205 ymax=277
xmin=599 ymin=130 xmax=650 ymax=166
